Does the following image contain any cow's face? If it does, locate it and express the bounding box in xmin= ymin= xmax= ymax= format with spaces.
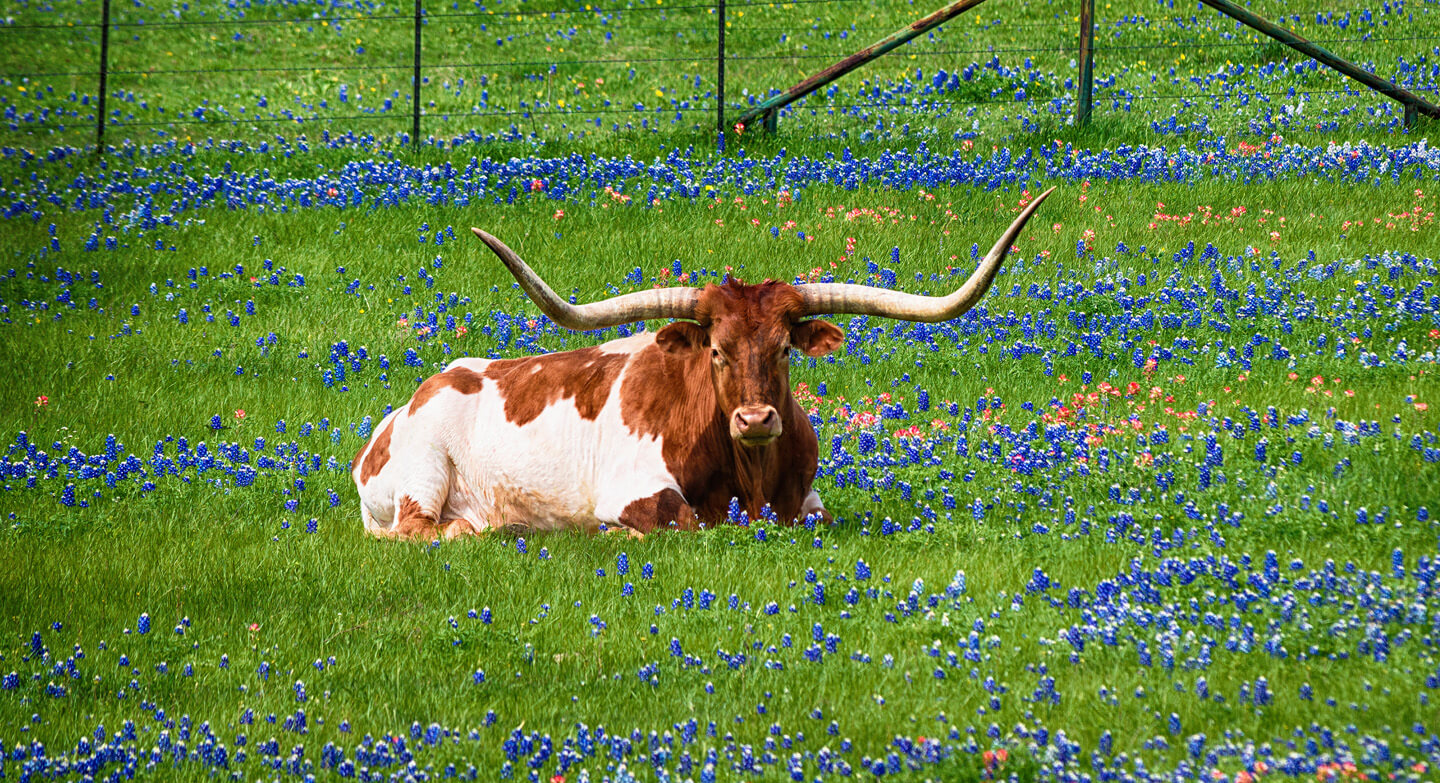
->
xmin=655 ymin=281 xmax=843 ymax=447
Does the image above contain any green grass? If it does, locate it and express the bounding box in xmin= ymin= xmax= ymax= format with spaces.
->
xmin=1 ymin=0 xmax=1440 ymax=779
xmin=1 ymin=176 xmax=1438 ymax=778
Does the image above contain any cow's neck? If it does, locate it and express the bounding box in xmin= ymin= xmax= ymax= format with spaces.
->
xmin=654 ymin=349 xmax=794 ymax=521
xmin=726 ymin=436 xmax=781 ymax=517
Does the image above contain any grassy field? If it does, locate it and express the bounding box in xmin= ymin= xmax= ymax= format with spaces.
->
xmin=1 ymin=0 xmax=1440 ymax=780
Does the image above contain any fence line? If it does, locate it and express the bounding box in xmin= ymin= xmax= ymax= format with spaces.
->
xmin=1096 ymin=33 xmax=1440 ymax=51
xmin=6 ymin=43 xmax=1425 ymax=75
xmin=105 ymin=105 xmax=720 ymax=129
xmin=94 ymin=82 xmax=1434 ymax=133
xmin=1 ymin=0 xmax=1434 ymax=150
xmin=0 ymin=42 xmax=1077 ymax=81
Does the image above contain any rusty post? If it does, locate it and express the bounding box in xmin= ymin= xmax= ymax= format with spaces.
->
xmin=734 ymin=0 xmax=993 ymax=132
xmin=1197 ymin=0 xmax=1439 ymax=123
xmin=1076 ymin=0 xmax=1094 ymax=127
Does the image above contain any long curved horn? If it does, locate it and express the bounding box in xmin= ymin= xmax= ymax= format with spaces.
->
xmin=797 ymin=186 xmax=1056 ymax=322
xmin=471 ymin=228 xmax=700 ymax=330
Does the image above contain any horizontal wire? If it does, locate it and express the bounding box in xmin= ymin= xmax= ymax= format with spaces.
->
xmin=3 ymin=0 xmax=1432 ymax=30
xmin=82 ymin=103 xmax=715 ymax=128
xmin=1095 ymin=32 xmax=1440 ymax=51
xmin=0 ymin=39 xmax=1080 ymax=79
xmin=727 ymin=43 xmax=1076 ymax=61
xmin=107 ymin=112 xmax=403 ymax=127
xmin=9 ymin=81 xmax=1434 ymax=135
xmin=1125 ymin=84 xmax=1438 ymax=100
xmin=0 ymin=5 xmax=698 ymax=29
xmin=0 ymin=12 xmax=405 ymax=30
xmin=108 ymin=12 xmax=412 ymax=28
xmin=0 ymin=63 xmax=413 ymax=78
xmin=0 ymin=14 xmax=1096 ymax=34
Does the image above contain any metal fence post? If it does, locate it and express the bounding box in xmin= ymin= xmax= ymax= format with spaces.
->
xmin=717 ymin=0 xmax=726 ymax=137
xmin=412 ymin=0 xmax=423 ymax=147
xmin=96 ymin=0 xmax=111 ymax=156
xmin=1076 ymin=0 xmax=1094 ymax=127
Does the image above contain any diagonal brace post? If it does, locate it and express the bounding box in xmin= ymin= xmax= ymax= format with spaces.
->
xmin=1197 ymin=0 xmax=1439 ymax=126
xmin=734 ymin=0 xmax=993 ymax=132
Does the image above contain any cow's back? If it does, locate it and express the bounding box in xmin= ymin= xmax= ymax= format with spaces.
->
xmin=353 ymin=332 xmax=681 ymax=533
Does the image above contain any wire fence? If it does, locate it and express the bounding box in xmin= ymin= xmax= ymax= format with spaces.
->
xmin=0 ymin=0 xmax=1435 ymax=150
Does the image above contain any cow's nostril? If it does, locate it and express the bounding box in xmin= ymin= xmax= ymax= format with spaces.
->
xmin=733 ymin=406 xmax=782 ymax=442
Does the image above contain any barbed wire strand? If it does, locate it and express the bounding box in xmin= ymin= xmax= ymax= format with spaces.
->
xmin=12 ymin=80 xmax=1433 ymax=136
xmin=1096 ymin=33 xmax=1440 ymax=51
xmin=0 ymin=41 xmax=1083 ymax=79
xmin=0 ymin=0 xmax=886 ymax=30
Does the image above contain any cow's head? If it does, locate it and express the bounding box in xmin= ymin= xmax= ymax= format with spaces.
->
xmin=470 ymin=186 xmax=1054 ymax=448
xmin=651 ymin=280 xmax=842 ymax=446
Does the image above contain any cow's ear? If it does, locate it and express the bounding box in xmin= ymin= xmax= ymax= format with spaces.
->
xmin=791 ymin=319 xmax=843 ymax=357
xmin=655 ymin=322 xmax=708 ymax=354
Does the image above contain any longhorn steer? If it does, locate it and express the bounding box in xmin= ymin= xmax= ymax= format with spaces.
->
xmin=352 ymin=188 xmax=1054 ymax=538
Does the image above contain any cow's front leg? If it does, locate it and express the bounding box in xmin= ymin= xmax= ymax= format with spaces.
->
xmin=800 ymin=489 xmax=833 ymax=525
xmin=615 ymin=488 xmax=698 ymax=536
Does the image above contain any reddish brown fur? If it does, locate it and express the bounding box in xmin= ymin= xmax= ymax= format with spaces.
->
xmin=391 ymin=494 xmax=440 ymax=539
xmin=410 ymin=366 xmax=485 ymax=415
xmin=621 ymin=279 xmax=837 ymax=524
xmin=485 ymin=347 xmax=627 ymax=427
xmin=358 ymin=418 xmax=395 ymax=485
xmin=619 ymin=488 xmax=698 ymax=534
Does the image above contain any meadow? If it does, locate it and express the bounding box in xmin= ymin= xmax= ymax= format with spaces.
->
xmin=1 ymin=0 xmax=1439 ymax=779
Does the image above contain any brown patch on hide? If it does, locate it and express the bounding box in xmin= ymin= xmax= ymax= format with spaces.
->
xmin=484 ymin=347 xmax=627 ymax=427
xmin=390 ymin=495 xmax=441 ymax=540
xmin=359 ymin=418 xmax=396 ymax=485
xmin=618 ymin=489 xmax=697 ymax=534
xmin=409 ymin=366 xmax=486 ymax=415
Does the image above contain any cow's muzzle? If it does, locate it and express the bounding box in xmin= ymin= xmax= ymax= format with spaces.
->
xmin=731 ymin=405 xmax=781 ymax=446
